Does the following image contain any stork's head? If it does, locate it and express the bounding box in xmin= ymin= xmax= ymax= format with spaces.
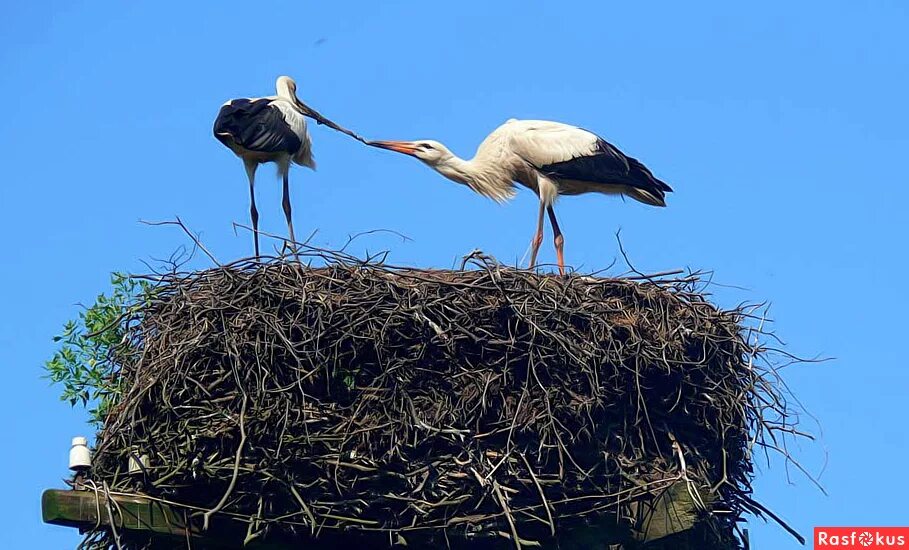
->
xmin=275 ymin=76 xmax=299 ymax=100
xmin=370 ymin=140 xmax=454 ymax=167
xmin=371 ymin=138 xmax=495 ymax=193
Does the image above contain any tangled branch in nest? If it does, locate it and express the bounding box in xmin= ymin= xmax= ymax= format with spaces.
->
xmin=86 ymin=250 xmax=811 ymax=549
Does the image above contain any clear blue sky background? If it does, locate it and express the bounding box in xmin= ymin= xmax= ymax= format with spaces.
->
xmin=2 ymin=1 xmax=907 ymax=547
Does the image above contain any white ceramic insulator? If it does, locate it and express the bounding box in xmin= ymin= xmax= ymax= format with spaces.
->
xmin=128 ymin=449 xmax=150 ymax=475
xmin=69 ymin=436 xmax=91 ymax=471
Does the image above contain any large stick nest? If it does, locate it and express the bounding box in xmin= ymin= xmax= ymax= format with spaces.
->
xmin=89 ymin=251 xmax=805 ymax=549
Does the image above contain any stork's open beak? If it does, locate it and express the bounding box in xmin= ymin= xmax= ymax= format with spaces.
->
xmin=369 ymin=140 xmax=419 ymax=156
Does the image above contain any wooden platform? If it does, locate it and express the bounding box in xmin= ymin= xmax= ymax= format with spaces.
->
xmin=43 ymin=481 xmax=728 ymax=549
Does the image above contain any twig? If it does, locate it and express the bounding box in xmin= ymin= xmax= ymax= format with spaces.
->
xmin=203 ymin=394 xmax=248 ymax=530
xmin=742 ymin=495 xmax=805 ymax=545
xmin=493 ymin=481 xmax=524 ymax=550
xmin=141 ymin=217 xmax=221 ymax=266
xmin=294 ymin=99 xmax=371 ymax=144
xmin=519 ymin=453 xmax=555 ymax=537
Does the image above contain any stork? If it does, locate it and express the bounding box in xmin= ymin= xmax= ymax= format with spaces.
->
xmin=213 ymin=76 xmax=314 ymax=258
xmin=370 ymin=119 xmax=672 ymax=275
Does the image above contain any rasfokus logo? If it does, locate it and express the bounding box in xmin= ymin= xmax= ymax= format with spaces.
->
xmin=815 ymin=527 xmax=909 ymax=549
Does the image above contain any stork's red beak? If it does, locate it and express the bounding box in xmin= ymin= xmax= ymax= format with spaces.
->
xmin=369 ymin=140 xmax=419 ymax=156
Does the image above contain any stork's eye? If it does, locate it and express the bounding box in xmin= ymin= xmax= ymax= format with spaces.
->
xmin=420 ymin=143 xmax=432 ymax=149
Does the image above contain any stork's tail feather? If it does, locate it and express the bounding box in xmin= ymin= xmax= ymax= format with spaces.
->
xmin=627 ymin=187 xmax=667 ymax=207
xmin=626 ymin=157 xmax=672 ymax=207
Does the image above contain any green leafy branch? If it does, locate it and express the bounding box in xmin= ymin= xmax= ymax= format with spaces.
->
xmin=45 ymin=273 xmax=153 ymax=427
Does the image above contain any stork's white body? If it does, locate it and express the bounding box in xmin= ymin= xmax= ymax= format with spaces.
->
xmin=371 ymin=119 xmax=672 ymax=274
xmin=213 ymin=76 xmax=315 ymax=257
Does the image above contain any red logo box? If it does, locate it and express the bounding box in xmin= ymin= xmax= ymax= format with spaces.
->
xmin=815 ymin=528 xmax=909 ymax=549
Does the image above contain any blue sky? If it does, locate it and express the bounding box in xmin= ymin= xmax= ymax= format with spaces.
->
xmin=2 ymin=1 xmax=907 ymax=547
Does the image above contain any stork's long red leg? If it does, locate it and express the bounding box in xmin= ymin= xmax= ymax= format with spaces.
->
xmin=281 ymin=170 xmax=299 ymax=260
xmin=547 ymin=205 xmax=565 ymax=276
xmin=528 ymin=199 xmax=546 ymax=269
xmin=244 ymin=160 xmax=260 ymax=259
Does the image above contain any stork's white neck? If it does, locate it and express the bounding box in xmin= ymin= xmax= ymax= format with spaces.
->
xmin=431 ymin=155 xmax=516 ymax=203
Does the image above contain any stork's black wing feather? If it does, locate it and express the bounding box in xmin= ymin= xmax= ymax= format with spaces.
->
xmin=540 ymin=139 xmax=630 ymax=182
xmin=541 ymin=138 xmax=673 ymax=203
xmin=213 ymin=99 xmax=301 ymax=154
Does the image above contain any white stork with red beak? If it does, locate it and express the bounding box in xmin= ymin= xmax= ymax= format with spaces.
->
xmin=371 ymin=119 xmax=672 ymax=275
